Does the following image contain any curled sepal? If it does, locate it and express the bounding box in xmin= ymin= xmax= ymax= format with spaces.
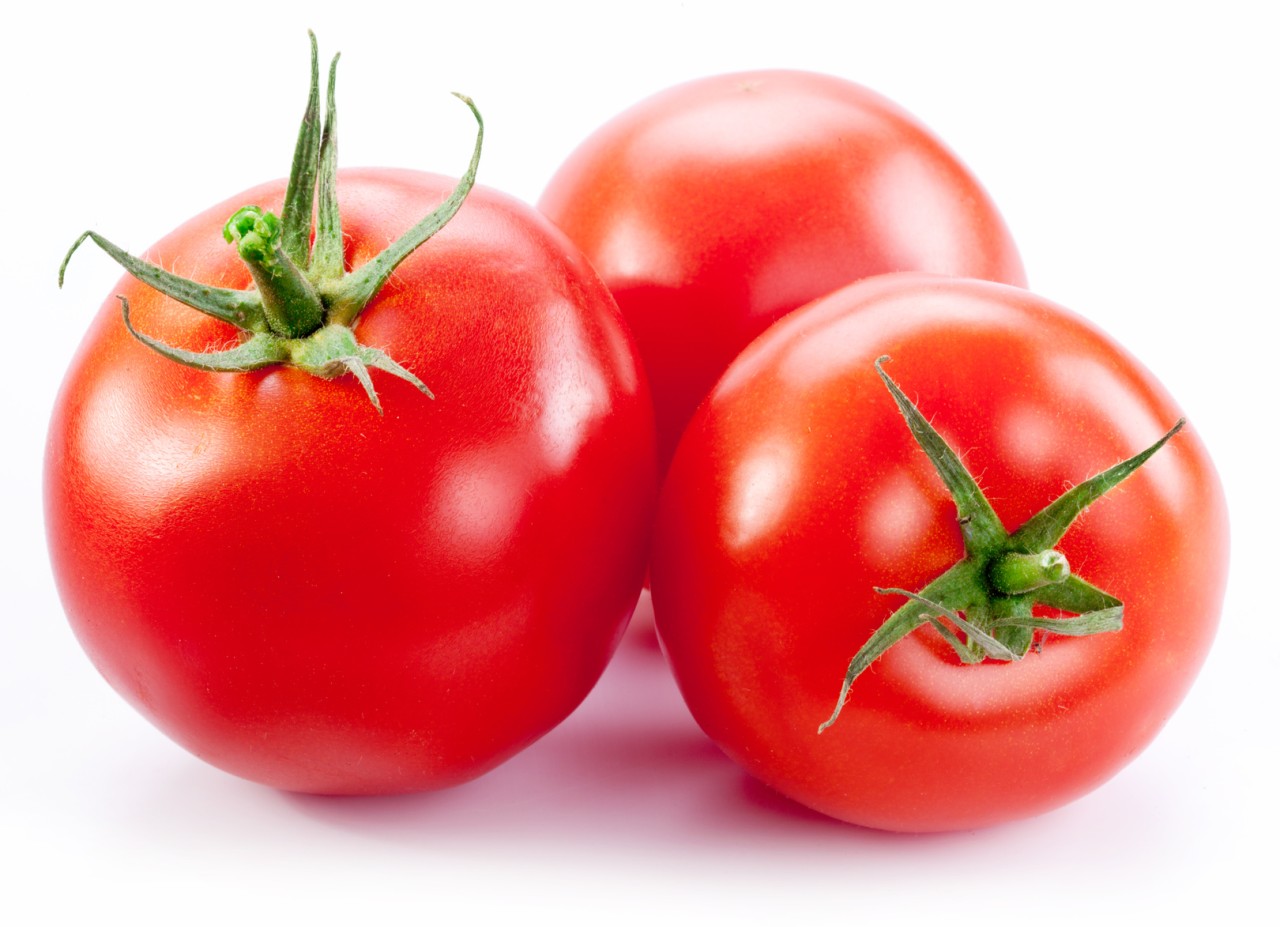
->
xmin=1009 ymin=420 xmax=1185 ymax=554
xmin=288 ymin=324 xmax=432 ymax=414
xmin=60 ymin=231 xmax=269 ymax=333
xmin=818 ymin=562 xmax=977 ymax=734
xmin=119 ymin=296 xmax=288 ymax=371
xmin=326 ymin=93 xmax=485 ymax=326
xmin=336 ymin=355 xmax=379 ymax=411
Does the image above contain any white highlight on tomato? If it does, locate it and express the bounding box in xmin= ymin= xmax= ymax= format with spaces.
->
xmin=724 ymin=436 xmax=799 ymax=552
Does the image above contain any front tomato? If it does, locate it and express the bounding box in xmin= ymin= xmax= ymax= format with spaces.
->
xmin=46 ymin=43 xmax=655 ymax=795
xmin=47 ymin=171 xmax=655 ymax=795
xmin=650 ymin=273 xmax=1227 ymax=832
xmin=539 ymin=70 xmax=1027 ymax=475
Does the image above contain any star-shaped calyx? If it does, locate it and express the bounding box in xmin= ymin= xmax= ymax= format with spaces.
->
xmin=58 ymin=32 xmax=483 ymax=413
xmin=818 ymin=357 xmax=1183 ymax=733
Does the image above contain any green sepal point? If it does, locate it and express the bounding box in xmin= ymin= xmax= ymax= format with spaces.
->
xmin=280 ymin=30 xmax=322 ymax=269
xmin=325 ymin=93 xmax=484 ymax=326
xmin=60 ymin=231 xmax=269 ymax=333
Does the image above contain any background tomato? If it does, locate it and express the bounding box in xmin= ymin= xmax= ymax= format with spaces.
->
xmin=539 ymin=70 xmax=1027 ymax=473
xmin=45 ymin=168 xmax=656 ymax=794
xmin=650 ymin=273 xmax=1228 ymax=832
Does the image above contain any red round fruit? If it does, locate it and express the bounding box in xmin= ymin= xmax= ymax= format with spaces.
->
xmin=650 ymin=273 xmax=1227 ymax=832
xmin=47 ymin=169 xmax=656 ymax=794
xmin=540 ymin=71 xmax=1026 ymax=473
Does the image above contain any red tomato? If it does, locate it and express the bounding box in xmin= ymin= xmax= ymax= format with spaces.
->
xmin=650 ymin=273 xmax=1227 ymax=832
xmin=46 ymin=169 xmax=656 ymax=794
xmin=539 ymin=71 xmax=1027 ymax=473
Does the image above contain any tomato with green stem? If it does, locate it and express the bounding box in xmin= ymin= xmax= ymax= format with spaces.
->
xmin=46 ymin=35 xmax=655 ymax=794
xmin=650 ymin=273 xmax=1227 ymax=832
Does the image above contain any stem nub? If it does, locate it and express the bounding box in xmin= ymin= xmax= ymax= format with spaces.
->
xmin=223 ymin=206 xmax=325 ymax=338
xmin=988 ymin=550 xmax=1070 ymax=596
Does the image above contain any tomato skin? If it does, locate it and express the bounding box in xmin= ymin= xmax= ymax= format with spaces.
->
xmin=539 ymin=71 xmax=1027 ymax=473
xmin=46 ymin=169 xmax=656 ymax=794
xmin=649 ymin=273 xmax=1227 ymax=832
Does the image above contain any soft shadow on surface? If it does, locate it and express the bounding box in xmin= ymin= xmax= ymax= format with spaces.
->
xmin=280 ymin=593 xmax=907 ymax=854
xmin=278 ymin=592 xmax=1176 ymax=866
xmin=99 ymin=588 xmax=1193 ymax=891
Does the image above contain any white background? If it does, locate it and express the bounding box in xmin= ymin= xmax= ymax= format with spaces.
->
xmin=4 ymin=1 xmax=1276 ymax=922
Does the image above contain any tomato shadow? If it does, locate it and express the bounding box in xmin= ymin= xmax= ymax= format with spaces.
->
xmin=96 ymin=605 xmax=1202 ymax=881
xmin=134 ymin=594 xmax=1168 ymax=869
xmin=280 ymin=596 xmax=939 ymax=858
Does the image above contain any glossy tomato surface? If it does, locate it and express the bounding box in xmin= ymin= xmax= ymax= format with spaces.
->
xmin=539 ymin=71 xmax=1027 ymax=473
xmin=46 ymin=169 xmax=656 ymax=794
xmin=650 ymin=273 xmax=1227 ymax=832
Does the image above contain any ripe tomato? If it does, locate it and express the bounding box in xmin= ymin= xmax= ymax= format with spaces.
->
xmin=650 ymin=273 xmax=1227 ymax=832
xmin=539 ymin=70 xmax=1027 ymax=474
xmin=47 ymin=171 xmax=655 ymax=794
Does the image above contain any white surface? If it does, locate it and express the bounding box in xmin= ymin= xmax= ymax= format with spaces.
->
xmin=4 ymin=2 xmax=1275 ymax=922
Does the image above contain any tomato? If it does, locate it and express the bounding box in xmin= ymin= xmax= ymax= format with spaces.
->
xmin=46 ymin=45 xmax=655 ymax=795
xmin=539 ymin=70 xmax=1027 ymax=474
xmin=649 ymin=273 xmax=1227 ymax=832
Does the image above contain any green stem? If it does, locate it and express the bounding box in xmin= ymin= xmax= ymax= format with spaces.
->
xmin=223 ymin=206 xmax=325 ymax=338
xmin=988 ymin=550 xmax=1070 ymax=595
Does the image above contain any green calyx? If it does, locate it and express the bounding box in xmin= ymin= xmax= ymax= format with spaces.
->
xmin=817 ymin=356 xmax=1184 ymax=734
xmin=58 ymin=32 xmax=484 ymax=411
